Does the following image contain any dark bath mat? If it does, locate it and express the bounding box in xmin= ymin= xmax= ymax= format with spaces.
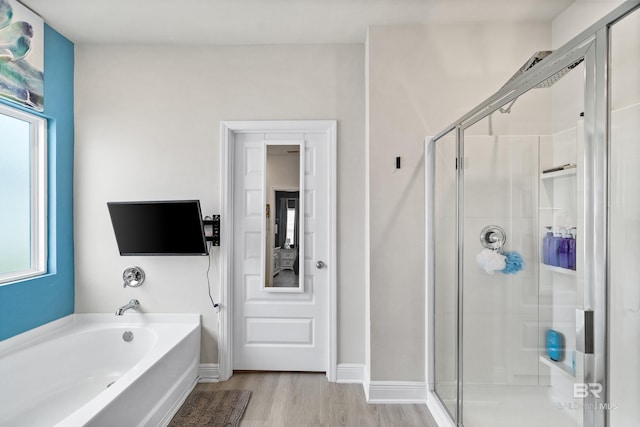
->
xmin=169 ymin=389 xmax=251 ymax=427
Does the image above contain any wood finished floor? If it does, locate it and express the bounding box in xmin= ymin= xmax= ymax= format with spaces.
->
xmin=194 ymin=372 xmax=437 ymax=426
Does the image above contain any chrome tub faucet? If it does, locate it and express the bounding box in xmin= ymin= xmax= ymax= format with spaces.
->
xmin=115 ymin=299 xmax=140 ymax=316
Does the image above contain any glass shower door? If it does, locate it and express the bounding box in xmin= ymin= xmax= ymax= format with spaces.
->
xmin=431 ymin=129 xmax=459 ymax=422
xmin=459 ymin=52 xmax=589 ymax=427
xmin=608 ymin=7 xmax=640 ymax=425
xmin=428 ymin=5 xmax=640 ymax=427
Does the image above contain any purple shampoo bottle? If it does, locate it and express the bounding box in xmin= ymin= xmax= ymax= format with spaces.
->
xmin=558 ymin=227 xmax=570 ymax=269
xmin=568 ymin=227 xmax=577 ymax=270
xmin=549 ymin=227 xmax=563 ymax=267
xmin=543 ymin=226 xmax=553 ymax=265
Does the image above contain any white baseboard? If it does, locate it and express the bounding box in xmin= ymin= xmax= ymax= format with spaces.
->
xmin=336 ymin=363 xmax=365 ymax=383
xmin=366 ymin=381 xmax=427 ymax=404
xmin=337 ymin=364 xmax=426 ymax=404
xmin=363 ymin=367 xmax=371 ymax=401
xmin=198 ymin=363 xmax=220 ymax=382
xmin=426 ymin=390 xmax=456 ymax=427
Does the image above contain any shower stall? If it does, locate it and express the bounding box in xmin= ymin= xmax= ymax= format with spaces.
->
xmin=426 ymin=2 xmax=640 ymax=426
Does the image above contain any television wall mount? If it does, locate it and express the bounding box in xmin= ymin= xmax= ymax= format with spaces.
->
xmin=203 ymin=215 xmax=220 ymax=246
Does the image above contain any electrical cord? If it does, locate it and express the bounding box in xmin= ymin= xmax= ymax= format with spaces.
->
xmin=206 ymin=241 xmax=220 ymax=312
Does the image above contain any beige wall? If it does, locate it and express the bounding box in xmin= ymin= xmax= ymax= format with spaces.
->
xmin=73 ymin=3 xmax=619 ymax=382
xmin=552 ymin=0 xmax=626 ymax=48
xmin=74 ymin=44 xmax=365 ymax=365
xmin=366 ymin=22 xmax=551 ymax=381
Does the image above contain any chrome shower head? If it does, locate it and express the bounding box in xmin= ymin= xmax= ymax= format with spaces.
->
xmin=500 ymin=50 xmax=583 ymax=90
xmin=533 ymin=58 xmax=584 ymax=88
xmin=497 ymin=51 xmax=584 ymax=113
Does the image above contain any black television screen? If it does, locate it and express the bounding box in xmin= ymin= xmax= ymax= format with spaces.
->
xmin=107 ymin=200 xmax=209 ymax=256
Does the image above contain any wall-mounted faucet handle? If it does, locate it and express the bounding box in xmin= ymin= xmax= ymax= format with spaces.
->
xmin=123 ymin=266 xmax=145 ymax=288
xmin=479 ymin=225 xmax=507 ymax=250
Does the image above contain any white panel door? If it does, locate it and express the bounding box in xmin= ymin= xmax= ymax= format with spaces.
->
xmin=233 ymin=132 xmax=329 ymax=371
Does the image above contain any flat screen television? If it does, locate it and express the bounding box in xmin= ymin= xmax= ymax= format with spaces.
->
xmin=107 ymin=200 xmax=209 ymax=256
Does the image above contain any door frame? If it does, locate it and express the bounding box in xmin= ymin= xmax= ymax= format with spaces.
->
xmin=219 ymin=120 xmax=337 ymax=381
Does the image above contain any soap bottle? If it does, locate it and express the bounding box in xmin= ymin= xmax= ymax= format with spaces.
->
xmin=549 ymin=227 xmax=563 ymax=267
xmin=568 ymin=227 xmax=577 ymax=270
xmin=542 ymin=226 xmax=553 ymax=265
xmin=558 ymin=227 xmax=571 ymax=269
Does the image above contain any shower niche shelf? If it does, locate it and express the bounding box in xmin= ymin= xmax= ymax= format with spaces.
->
xmin=540 ymin=168 xmax=577 ymax=180
xmin=539 ymin=355 xmax=575 ymax=379
xmin=540 ymin=263 xmax=576 ymax=276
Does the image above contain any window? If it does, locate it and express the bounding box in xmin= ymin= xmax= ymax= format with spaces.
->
xmin=0 ymin=103 xmax=47 ymax=284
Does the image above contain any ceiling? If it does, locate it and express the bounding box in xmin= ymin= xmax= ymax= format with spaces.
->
xmin=20 ymin=0 xmax=574 ymax=45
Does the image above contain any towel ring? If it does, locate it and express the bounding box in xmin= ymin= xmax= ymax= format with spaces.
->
xmin=479 ymin=225 xmax=506 ymax=250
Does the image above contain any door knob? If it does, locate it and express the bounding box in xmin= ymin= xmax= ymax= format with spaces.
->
xmin=316 ymin=260 xmax=325 ymax=269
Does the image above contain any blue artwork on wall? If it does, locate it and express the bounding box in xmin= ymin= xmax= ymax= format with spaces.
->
xmin=0 ymin=0 xmax=43 ymax=111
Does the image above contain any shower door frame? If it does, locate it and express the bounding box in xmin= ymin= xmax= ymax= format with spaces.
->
xmin=426 ymin=2 xmax=640 ymax=426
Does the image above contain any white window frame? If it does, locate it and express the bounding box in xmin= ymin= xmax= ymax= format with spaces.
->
xmin=0 ymin=103 xmax=47 ymax=285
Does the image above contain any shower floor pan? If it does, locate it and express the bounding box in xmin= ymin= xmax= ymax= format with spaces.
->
xmin=438 ymin=384 xmax=581 ymax=427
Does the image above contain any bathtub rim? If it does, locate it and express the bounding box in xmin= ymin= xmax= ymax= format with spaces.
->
xmin=0 ymin=312 xmax=200 ymax=357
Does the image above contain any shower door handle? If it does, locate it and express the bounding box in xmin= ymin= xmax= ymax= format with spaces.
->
xmin=576 ymin=309 xmax=594 ymax=354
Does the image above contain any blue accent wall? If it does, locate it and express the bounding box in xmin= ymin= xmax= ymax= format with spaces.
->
xmin=0 ymin=25 xmax=74 ymax=341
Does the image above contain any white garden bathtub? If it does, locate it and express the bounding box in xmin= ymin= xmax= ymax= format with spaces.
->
xmin=0 ymin=313 xmax=200 ymax=427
